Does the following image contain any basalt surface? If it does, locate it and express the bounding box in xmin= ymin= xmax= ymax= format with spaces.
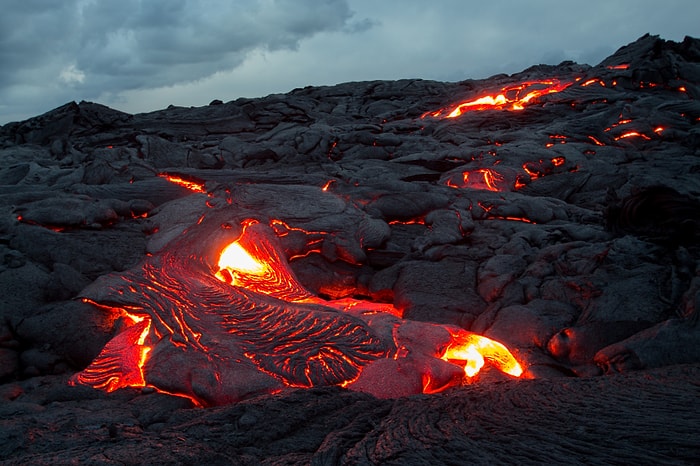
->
xmin=1 ymin=34 xmax=699 ymax=464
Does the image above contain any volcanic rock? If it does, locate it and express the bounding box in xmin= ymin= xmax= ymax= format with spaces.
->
xmin=1 ymin=34 xmax=699 ymax=463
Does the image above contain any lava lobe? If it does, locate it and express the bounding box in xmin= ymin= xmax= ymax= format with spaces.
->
xmin=70 ymin=210 xmax=522 ymax=406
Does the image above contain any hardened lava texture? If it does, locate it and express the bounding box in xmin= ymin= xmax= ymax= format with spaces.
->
xmin=1 ymin=34 xmax=699 ymax=464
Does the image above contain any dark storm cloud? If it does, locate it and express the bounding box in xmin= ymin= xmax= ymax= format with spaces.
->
xmin=0 ymin=0 xmax=357 ymax=120
xmin=0 ymin=1 xmax=77 ymax=85
xmin=87 ymin=0 xmax=350 ymax=89
xmin=2 ymin=0 xmax=699 ymax=125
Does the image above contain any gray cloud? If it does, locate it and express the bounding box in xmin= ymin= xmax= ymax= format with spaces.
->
xmin=77 ymin=0 xmax=353 ymax=90
xmin=2 ymin=0 xmax=699 ymax=125
xmin=0 ymin=2 xmax=76 ymax=83
xmin=0 ymin=0 xmax=357 ymax=121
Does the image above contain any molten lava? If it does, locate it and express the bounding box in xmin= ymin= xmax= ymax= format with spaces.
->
xmin=158 ymin=173 xmax=207 ymax=193
xmin=443 ymin=331 xmax=523 ymax=378
xmin=218 ymin=242 xmax=266 ymax=279
xmin=446 ymin=168 xmax=504 ymax=191
xmin=70 ymin=212 xmax=524 ymax=405
xmin=423 ymin=78 xmax=574 ymax=118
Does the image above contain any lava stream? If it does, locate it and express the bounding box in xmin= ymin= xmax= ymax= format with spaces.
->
xmin=423 ymin=78 xmax=574 ymax=118
xmin=71 ymin=215 xmax=524 ymax=405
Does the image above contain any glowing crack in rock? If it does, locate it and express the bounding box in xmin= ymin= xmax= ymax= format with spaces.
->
xmin=422 ymin=78 xmax=574 ymax=118
xmin=158 ymin=172 xmax=207 ymax=193
xmin=422 ymin=74 xmax=669 ymax=195
xmin=70 ymin=211 xmax=523 ymax=406
xmin=445 ymin=168 xmax=506 ymax=191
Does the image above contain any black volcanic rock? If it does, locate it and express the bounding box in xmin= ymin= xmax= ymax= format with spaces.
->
xmin=1 ymin=34 xmax=699 ymax=464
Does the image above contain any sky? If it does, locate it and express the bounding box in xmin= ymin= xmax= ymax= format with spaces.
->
xmin=2 ymin=0 xmax=699 ymax=125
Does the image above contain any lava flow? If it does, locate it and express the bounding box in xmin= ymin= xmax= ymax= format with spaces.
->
xmin=70 ymin=212 xmax=523 ymax=405
xmin=444 ymin=168 xmax=508 ymax=191
xmin=158 ymin=172 xmax=207 ymax=193
xmin=423 ymin=78 xmax=574 ymax=118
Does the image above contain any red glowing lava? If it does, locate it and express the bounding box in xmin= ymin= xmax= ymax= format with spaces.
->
xmin=70 ymin=214 xmax=524 ymax=405
xmin=423 ymin=78 xmax=574 ymax=118
xmin=158 ymin=173 xmax=207 ymax=193
xmin=606 ymin=64 xmax=630 ymax=70
xmin=443 ymin=330 xmax=523 ymax=378
xmin=445 ymin=168 xmax=505 ymax=191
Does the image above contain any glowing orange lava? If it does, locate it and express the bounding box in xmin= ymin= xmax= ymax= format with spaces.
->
xmin=423 ymin=79 xmax=574 ymax=118
xmin=606 ymin=64 xmax=630 ymax=70
xmin=522 ymin=156 xmax=566 ymax=181
xmin=215 ymin=219 xmax=312 ymax=301
xmin=443 ymin=331 xmax=523 ymax=378
xmin=212 ymin=221 xmax=524 ymax=380
xmin=588 ymin=135 xmax=606 ymax=146
xmin=158 ymin=173 xmax=207 ymax=193
xmin=217 ymin=242 xmax=267 ymax=282
xmin=70 ymin=305 xmax=152 ymax=393
xmin=224 ymin=219 xmax=523 ymax=382
xmin=614 ymin=131 xmax=651 ymax=141
xmin=388 ymin=218 xmax=426 ymax=225
xmin=581 ymin=78 xmax=605 ymax=87
xmin=445 ymin=168 xmax=504 ymax=191
xmin=71 ymin=214 xmax=524 ymax=403
xmin=15 ymin=215 xmax=67 ymax=232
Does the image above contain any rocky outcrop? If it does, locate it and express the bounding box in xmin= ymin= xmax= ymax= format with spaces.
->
xmin=1 ymin=34 xmax=699 ymax=464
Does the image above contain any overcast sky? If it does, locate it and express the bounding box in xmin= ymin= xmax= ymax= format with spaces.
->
xmin=2 ymin=0 xmax=699 ymax=125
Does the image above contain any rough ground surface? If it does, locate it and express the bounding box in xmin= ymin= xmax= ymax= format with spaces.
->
xmin=1 ymin=365 xmax=698 ymax=465
xmin=1 ymin=34 xmax=699 ymax=464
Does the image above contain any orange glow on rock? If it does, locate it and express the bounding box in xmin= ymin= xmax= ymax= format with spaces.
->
xmin=606 ymin=64 xmax=630 ymax=70
xmin=159 ymin=173 xmax=207 ymax=193
xmin=587 ymin=135 xmax=606 ymax=146
xmin=16 ymin=215 xmax=69 ymax=232
xmin=497 ymin=216 xmax=534 ymax=224
xmin=424 ymin=79 xmax=574 ymax=119
xmin=388 ymin=217 xmax=426 ymax=225
xmin=614 ymin=131 xmax=651 ymax=141
xmin=269 ymin=218 xmax=323 ymax=237
xmin=522 ymin=165 xmax=538 ymax=179
xmin=581 ymin=78 xmax=605 ymax=87
xmin=443 ymin=331 xmax=523 ymax=378
xmin=69 ymin=316 xmax=152 ymax=392
xmin=216 ymin=242 xmax=267 ymax=283
xmin=216 ymin=220 xmax=312 ymax=301
xmin=549 ymin=134 xmax=568 ymax=143
xmin=514 ymin=176 xmax=528 ymax=190
xmin=71 ymin=216 xmax=524 ymax=405
xmin=446 ymin=168 xmax=505 ymax=191
xmin=522 ymin=156 xmax=566 ymax=182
